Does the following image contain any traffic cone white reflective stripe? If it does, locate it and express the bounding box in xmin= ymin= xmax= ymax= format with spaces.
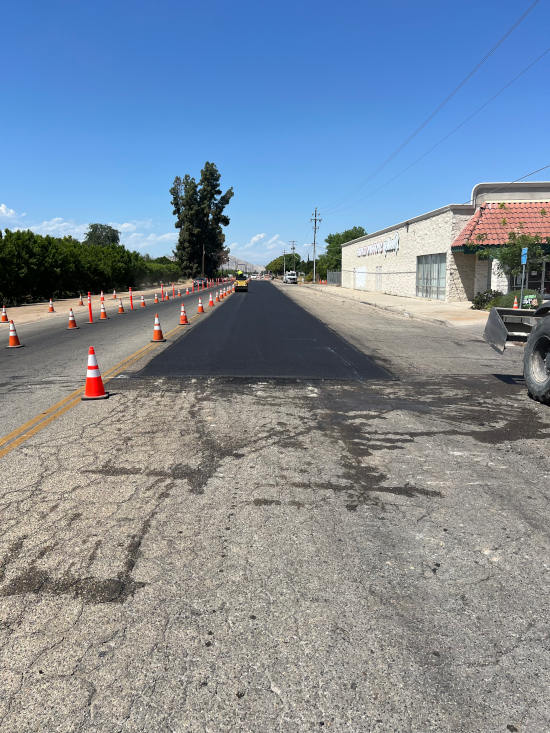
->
xmin=197 ymin=297 xmax=205 ymax=313
xmin=1 ymin=306 xmax=8 ymax=323
xmin=513 ymin=296 xmax=519 ymax=309
xmin=7 ymin=320 xmax=23 ymax=348
xmin=67 ymin=308 xmax=79 ymax=329
xmin=48 ymin=299 xmax=55 ymax=313
xmin=151 ymin=313 xmax=166 ymax=342
xmin=118 ymin=298 xmax=125 ymax=313
xmin=179 ymin=303 xmax=189 ymax=324
xmin=100 ymin=302 xmax=108 ymax=319
xmin=140 ymin=295 xmax=146 ymax=307
xmin=81 ymin=346 xmax=108 ymax=400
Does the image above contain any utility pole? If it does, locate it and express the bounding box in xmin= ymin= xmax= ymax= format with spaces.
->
xmin=289 ymin=241 xmax=297 ymax=270
xmin=310 ymin=208 xmax=322 ymax=283
xmin=283 ymin=248 xmax=286 ymax=279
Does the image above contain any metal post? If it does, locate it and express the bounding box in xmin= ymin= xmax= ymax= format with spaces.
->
xmin=283 ymin=249 xmax=286 ymax=279
xmin=520 ymin=263 xmax=526 ymax=309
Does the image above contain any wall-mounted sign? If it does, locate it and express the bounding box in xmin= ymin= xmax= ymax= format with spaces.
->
xmin=357 ymin=232 xmax=399 ymax=258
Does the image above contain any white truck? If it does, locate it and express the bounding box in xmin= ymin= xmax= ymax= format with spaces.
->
xmin=283 ymin=270 xmax=298 ymax=284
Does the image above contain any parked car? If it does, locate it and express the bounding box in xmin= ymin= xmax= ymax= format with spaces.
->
xmin=283 ymin=270 xmax=298 ymax=284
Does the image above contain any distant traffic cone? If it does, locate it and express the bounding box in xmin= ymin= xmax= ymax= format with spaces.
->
xmin=140 ymin=295 xmax=146 ymax=308
xmin=186 ymin=287 xmax=190 ymax=295
xmin=1 ymin=306 xmax=8 ymax=323
xmin=178 ymin=289 xmax=181 ymax=297
xmin=151 ymin=313 xmax=166 ymax=342
xmin=48 ymin=298 xmax=55 ymax=313
xmin=215 ymin=291 xmax=220 ymax=303
xmin=118 ymin=298 xmax=125 ymax=314
xmin=78 ymin=293 xmax=84 ymax=306
xmin=99 ymin=302 xmax=108 ymax=320
xmin=166 ymin=293 xmax=170 ymax=301
xmin=154 ymin=293 xmax=159 ymax=304
xmin=67 ymin=308 xmax=79 ymax=329
xmin=208 ymin=293 xmax=214 ymax=307
xmin=81 ymin=346 xmax=108 ymax=400
xmin=513 ymin=296 xmax=519 ymax=309
xmin=6 ymin=320 xmax=23 ymax=348
xmin=179 ymin=303 xmax=189 ymax=325
xmin=113 ymin=289 xmax=117 ymax=299
xmin=197 ymin=297 xmax=205 ymax=313
xmin=100 ymin=291 xmax=104 ymax=303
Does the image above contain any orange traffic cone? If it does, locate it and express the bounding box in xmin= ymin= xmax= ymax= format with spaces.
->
xmin=99 ymin=302 xmax=108 ymax=320
xmin=513 ymin=296 xmax=519 ymax=309
xmin=154 ymin=293 xmax=159 ymax=304
xmin=1 ymin=305 xmax=8 ymax=323
xmin=197 ymin=297 xmax=205 ymax=314
xmin=78 ymin=294 xmax=84 ymax=306
xmin=208 ymin=293 xmax=214 ymax=307
xmin=140 ymin=295 xmax=146 ymax=308
xmin=166 ymin=293 xmax=170 ymax=301
xmin=67 ymin=308 xmax=79 ymax=329
xmin=113 ymin=289 xmax=117 ymax=299
xmin=179 ymin=303 xmax=189 ymax=325
xmin=151 ymin=313 xmax=166 ymax=342
xmin=48 ymin=298 xmax=55 ymax=313
xmin=186 ymin=287 xmax=190 ymax=295
xmin=178 ymin=289 xmax=181 ymax=297
xmin=118 ymin=298 xmax=125 ymax=314
xmin=6 ymin=320 xmax=23 ymax=348
xmin=100 ymin=291 xmax=104 ymax=303
xmin=81 ymin=346 xmax=108 ymax=400
xmin=215 ymin=291 xmax=220 ymax=303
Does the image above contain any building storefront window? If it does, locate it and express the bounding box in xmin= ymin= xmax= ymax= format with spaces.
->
xmin=416 ymin=253 xmax=446 ymax=300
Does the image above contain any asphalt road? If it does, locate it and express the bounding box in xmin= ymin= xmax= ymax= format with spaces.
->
xmin=0 ymin=283 xmax=225 ymax=437
xmin=139 ymin=280 xmax=391 ymax=379
xmin=1 ymin=282 xmax=549 ymax=732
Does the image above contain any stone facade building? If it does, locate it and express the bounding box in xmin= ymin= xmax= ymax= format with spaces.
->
xmin=340 ymin=182 xmax=550 ymax=302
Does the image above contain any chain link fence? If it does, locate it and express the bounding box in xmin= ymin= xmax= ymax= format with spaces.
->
xmin=327 ymin=271 xmax=341 ymax=286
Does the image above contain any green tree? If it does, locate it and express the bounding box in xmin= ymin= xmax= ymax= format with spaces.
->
xmin=265 ymin=254 xmax=303 ymax=275
xmin=478 ymin=232 xmax=547 ymax=280
xmin=83 ymin=223 xmax=121 ymax=247
xmin=323 ymin=226 xmax=367 ymax=272
xmin=170 ymin=162 xmax=233 ymax=277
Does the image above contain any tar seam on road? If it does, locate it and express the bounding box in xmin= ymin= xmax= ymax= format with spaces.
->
xmin=0 ymin=295 xmax=230 ymax=460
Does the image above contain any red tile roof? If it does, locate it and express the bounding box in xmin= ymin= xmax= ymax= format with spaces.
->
xmin=452 ymin=201 xmax=550 ymax=249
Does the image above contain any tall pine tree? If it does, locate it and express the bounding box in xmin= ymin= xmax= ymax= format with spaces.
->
xmin=170 ymin=163 xmax=233 ymax=277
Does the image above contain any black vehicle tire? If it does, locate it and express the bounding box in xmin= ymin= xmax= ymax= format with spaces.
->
xmin=524 ymin=316 xmax=550 ymax=404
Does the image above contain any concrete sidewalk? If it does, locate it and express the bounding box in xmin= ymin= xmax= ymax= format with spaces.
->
xmin=297 ymin=283 xmax=489 ymax=328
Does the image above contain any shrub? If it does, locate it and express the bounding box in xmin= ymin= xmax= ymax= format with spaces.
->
xmin=472 ymin=289 xmax=502 ymax=310
xmin=487 ymin=290 xmax=540 ymax=309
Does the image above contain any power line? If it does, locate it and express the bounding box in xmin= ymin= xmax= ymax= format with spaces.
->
xmin=328 ymin=46 xmax=550 ymax=216
xmin=322 ymin=0 xmax=541 ymax=214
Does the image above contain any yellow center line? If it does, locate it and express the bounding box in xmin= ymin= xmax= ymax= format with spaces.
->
xmin=0 ymin=293 xmax=232 ymax=459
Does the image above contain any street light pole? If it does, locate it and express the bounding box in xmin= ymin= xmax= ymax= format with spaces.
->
xmin=311 ymin=208 xmax=321 ymax=283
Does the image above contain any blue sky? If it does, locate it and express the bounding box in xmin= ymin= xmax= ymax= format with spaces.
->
xmin=1 ymin=0 xmax=549 ymax=266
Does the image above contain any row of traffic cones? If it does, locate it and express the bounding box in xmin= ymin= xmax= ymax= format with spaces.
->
xmin=4 ymin=282 xmax=234 ymax=349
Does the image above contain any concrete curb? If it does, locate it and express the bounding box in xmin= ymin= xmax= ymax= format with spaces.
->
xmin=276 ymin=281 xmax=486 ymax=329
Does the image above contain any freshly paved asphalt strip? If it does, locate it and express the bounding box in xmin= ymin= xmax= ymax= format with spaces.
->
xmin=139 ymin=280 xmax=392 ymax=379
xmin=0 ymin=284 xmax=225 ymax=438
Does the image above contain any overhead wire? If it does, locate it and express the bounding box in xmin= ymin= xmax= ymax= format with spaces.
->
xmin=321 ymin=0 xmax=541 ymax=215
xmin=327 ymin=46 xmax=550 ymax=216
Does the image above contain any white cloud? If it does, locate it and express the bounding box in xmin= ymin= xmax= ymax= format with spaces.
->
xmin=0 ymin=203 xmax=19 ymax=219
xmin=32 ymin=217 xmax=89 ymax=239
xmin=109 ymin=219 xmax=154 ymax=233
xmin=122 ymin=231 xmax=177 ymax=253
xmin=240 ymin=232 xmax=266 ymax=251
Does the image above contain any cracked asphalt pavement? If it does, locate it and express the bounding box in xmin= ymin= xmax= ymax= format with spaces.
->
xmin=0 ymin=281 xmax=549 ymax=732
